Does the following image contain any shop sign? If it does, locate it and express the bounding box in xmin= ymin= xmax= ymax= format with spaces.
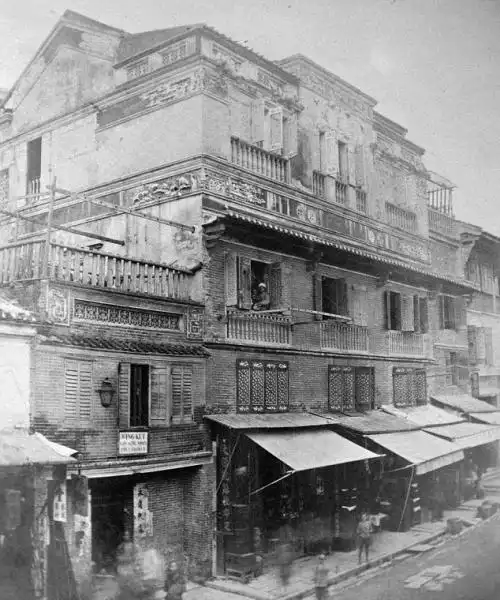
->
xmin=134 ymin=483 xmax=153 ymax=538
xmin=53 ymin=482 xmax=67 ymax=522
xmin=119 ymin=431 xmax=148 ymax=455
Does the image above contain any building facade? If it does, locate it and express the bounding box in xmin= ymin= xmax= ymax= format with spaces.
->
xmin=1 ymin=9 xmax=499 ymax=591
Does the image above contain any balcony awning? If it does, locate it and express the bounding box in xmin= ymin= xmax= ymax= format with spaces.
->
xmin=382 ymin=405 xmax=464 ymax=428
xmin=246 ymin=429 xmax=382 ymax=472
xmin=318 ymin=410 xmax=419 ymax=434
xmin=431 ymin=394 xmax=499 ymax=414
xmin=424 ymin=422 xmax=500 ymax=450
xmin=468 ymin=412 xmax=500 ymax=426
xmin=0 ymin=430 xmax=78 ymax=466
xmin=366 ymin=430 xmax=464 ymax=475
xmin=204 ymin=412 xmax=332 ymax=430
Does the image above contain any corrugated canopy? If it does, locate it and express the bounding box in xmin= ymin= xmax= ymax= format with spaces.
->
xmin=366 ymin=430 xmax=464 ymax=475
xmin=424 ymin=422 xmax=500 ymax=450
xmin=320 ymin=410 xmax=419 ymax=434
xmin=431 ymin=394 xmax=498 ymax=414
xmin=246 ymin=430 xmax=382 ymax=472
xmin=204 ymin=412 xmax=331 ymax=430
xmin=469 ymin=412 xmax=500 ymax=426
xmin=382 ymin=405 xmax=464 ymax=428
xmin=0 ymin=430 xmax=77 ymax=466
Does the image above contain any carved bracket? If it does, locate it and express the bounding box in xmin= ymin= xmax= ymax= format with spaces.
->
xmin=203 ymin=220 xmax=226 ymax=250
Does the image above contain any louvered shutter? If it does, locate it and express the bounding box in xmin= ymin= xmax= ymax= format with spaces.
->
xmin=351 ymin=285 xmax=368 ymax=326
xmin=383 ymin=291 xmax=389 ymax=330
xmin=347 ymin=145 xmax=356 ymax=185
xmin=269 ymin=107 xmax=284 ymax=153
xmin=118 ymin=363 xmax=131 ymax=429
xmin=171 ymin=365 xmax=193 ymax=424
xmin=413 ymin=295 xmax=421 ymax=333
xmin=269 ymin=262 xmax=283 ymax=309
xmin=338 ymin=279 xmax=349 ymax=316
xmin=419 ymin=297 xmax=429 ymax=333
xmin=224 ymin=252 xmax=238 ymax=307
xmin=401 ymin=295 xmax=414 ymax=331
xmin=150 ymin=365 xmax=168 ymax=426
xmin=78 ymin=362 xmax=92 ymax=421
xmin=354 ymin=145 xmax=366 ymax=187
xmin=314 ymin=274 xmax=323 ymax=321
xmin=238 ymin=256 xmax=252 ymax=310
xmin=251 ymin=98 xmax=265 ymax=145
xmin=468 ymin=326 xmax=478 ymax=365
xmin=325 ymin=130 xmax=339 ymax=176
xmin=64 ymin=361 xmax=79 ymax=420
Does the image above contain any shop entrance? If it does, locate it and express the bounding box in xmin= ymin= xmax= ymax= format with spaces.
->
xmin=91 ymin=479 xmax=131 ymax=573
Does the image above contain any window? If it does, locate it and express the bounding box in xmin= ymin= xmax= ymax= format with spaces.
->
xmin=119 ymin=362 xmax=195 ymax=428
xmin=64 ymin=359 xmax=92 ymax=422
xmin=413 ymin=295 xmax=429 ymax=333
xmin=236 ymin=359 xmax=289 ymax=413
xmin=384 ymin=291 xmax=401 ymax=330
xmin=328 ymin=366 xmax=374 ymax=412
xmin=321 ymin=277 xmax=348 ymax=316
xmin=384 ymin=291 xmax=428 ymax=332
xmin=445 ymin=352 xmax=469 ymax=386
xmin=338 ymin=141 xmax=349 ymax=181
xmin=26 ymin=137 xmax=42 ymax=197
xmin=319 ymin=132 xmax=326 ymax=173
xmin=393 ymin=368 xmax=427 ymax=407
xmin=225 ymin=253 xmax=287 ymax=311
xmin=438 ymin=295 xmax=462 ymax=330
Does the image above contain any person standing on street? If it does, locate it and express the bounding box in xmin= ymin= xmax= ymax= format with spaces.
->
xmin=357 ymin=512 xmax=372 ymax=565
xmin=314 ymin=553 xmax=329 ymax=600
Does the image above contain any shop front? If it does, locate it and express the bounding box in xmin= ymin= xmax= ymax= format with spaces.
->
xmin=207 ymin=413 xmax=382 ymax=579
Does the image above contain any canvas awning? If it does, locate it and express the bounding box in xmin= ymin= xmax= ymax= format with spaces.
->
xmin=366 ymin=430 xmax=464 ymax=475
xmin=382 ymin=405 xmax=464 ymax=428
xmin=469 ymin=412 xmax=500 ymax=426
xmin=0 ymin=430 xmax=78 ymax=466
xmin=431 ymin=394 xmax=498 ymax=414
xmin=204 ymin=412 xmax=331 ymax=429
xmin=246 ymin=429 xmax=382 ymax=472
xmin=424 ymin=422 xmax=500 ymax=450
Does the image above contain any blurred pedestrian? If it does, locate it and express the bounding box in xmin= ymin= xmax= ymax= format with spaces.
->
xmin=313 ymin=553 xmax=329 ymax=600
xmin=356 ymin=512 xmax=372 ymax=564
xmin=164 ymin=560 xmax=186 ymax=600
xmin=277 ymin=541 xmax=293 ymax=592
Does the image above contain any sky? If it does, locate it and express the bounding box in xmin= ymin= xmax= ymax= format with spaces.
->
xmin=1 ymin=0 xmax=499 ymax=234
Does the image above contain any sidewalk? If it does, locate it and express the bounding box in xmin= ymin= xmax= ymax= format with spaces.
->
xmin=194 ymin=486 xmax=500 ymax=600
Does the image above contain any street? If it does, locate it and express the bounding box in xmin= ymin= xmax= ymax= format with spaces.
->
xmin=325 ymin=513 xmax=500 ymax=600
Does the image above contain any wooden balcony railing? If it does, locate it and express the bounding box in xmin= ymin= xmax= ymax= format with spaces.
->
xmin=385 ymin=202 xmax=417 ymax=232
xmin=230 ymin=137 xmax=289 ymax=183
xmin=428 ymin=207 xmax=456 ymax=237
xmin=320 ymin=321 xmax=369 ymax=353
xmin=335 ymin=180 xmax=348 ymax=204
xmin=26 ymin=177 xmax=41 ymax=203
xmin=355 ymin=189 xmax=367 ymax=213
xmin=312 ymin=171 xmax=326 ymax=199
xmin=0 ymin=241 xmax=194 ymax=301
xmin=227 ymin=310 xmax=291 ymax=345
xmin=387 ymin=331 xmax=429 ymax=357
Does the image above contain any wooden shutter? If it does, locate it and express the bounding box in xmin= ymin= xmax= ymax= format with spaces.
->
xmin=224 ymin=252 xmax=238 ymax=307
xmin=455 ymin=296 xmax=467 ymax=330
xmin=414 ymin=369 xmax=427 ymax=405
xmin=354 ymin=144 xmax=366 ymax=187
xmin=383 ymin=291 xmax=389 ymax=330
xmin=351 ymin=285 xmax=368 ymax=326
xmin=468 ymin=325 xmax=478 ymax=365
xmin=269 ymin=262 xmax=283 ymax=309
xmin=79 ymin=362 xmax=92 ymax=421
xmin=419 ymin=297 xmax=429 ymax=333
xmin=347 ymin=144 xmax=356 ymax=185
xmin=324 ymin=130 xmax=339 ymax=176
xmin=286 ymin=112 xmax=298 ymax=156
xmin=238 ymin=256 xmax=252 ymax=310
xmin=338 ymin=279 xmax=349 ymax=316
xmin=438 ymin=295 xmax=445 ymax=329
xmin=328 ymin=366 xmax=344 ymax=411
xmin=118 ymin=362 xmax=131 ymax=429
xmin=401 ymin=295 xmax=414 ymax=331
xmin=64 ymin=361 xmax=79 ymax=420
xmin=171 ymin=365 xmax=193 ymax=423
xmin=150 ymin=365 xmax=168 ymax=426
xmin=314 ymin=274 xmax=323 ymax=321
xmin=413 ymin=295 xmax=421 ymax=333
xmin=251 ymin=98 xmax=265 ymax=145
xmin=269 ymin=107 xmax=284 ymax=153
xmin=484 ymin=327 xmax=494 ymax=365
xmin=64 ymin=360 xmax=92 ymax=422
xmin=355 ymin=367 xmax=374 ymax=411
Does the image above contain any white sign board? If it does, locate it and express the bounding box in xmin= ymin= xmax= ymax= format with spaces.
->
xmin=119 ymin=431 xmax=148 ymax=455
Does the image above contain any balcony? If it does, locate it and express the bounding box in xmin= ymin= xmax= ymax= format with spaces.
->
xmin=387 ymin=331 xmax=430 ymax=357
xmin=428 ymin=207 xmax=456 ymax=237
xmin=26 ymin=177 xmax=41 ymax=203
xmin=355 ymin=188 xmax=367 ymax=213
xmin=230 ymin=137 xmax=289 ymax=183
xmin=226 ymin=310 xmax=291 ymax=346
xmin=320 ymin=321 xmax=369 ymax=353
xmin=335 ymin=180 xmax=348 ymax=204
xmin=0 ymin=240 xmax=194 ymax=301
xmin=385 ymin=202 xmax=417 ymax=233
xmin=312 ymin=171 xmax=326 ymax=199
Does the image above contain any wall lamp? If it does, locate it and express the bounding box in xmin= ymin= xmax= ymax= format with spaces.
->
xmin=97 ymin=378 xmax=115 ymax=408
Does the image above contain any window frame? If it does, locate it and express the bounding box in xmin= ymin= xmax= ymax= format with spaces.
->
xmin=129 ymin=363 xmax=150 ymax=428
xmin=236 ymin=359 xmax=289 ymax=413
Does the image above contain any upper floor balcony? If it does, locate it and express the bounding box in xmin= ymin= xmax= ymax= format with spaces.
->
xmin=386 ymin=330 xmax=432 ymax=358
xmin=230 ymin=137 xmax=290 ymax=184
xmin=428 ymin=207 xmax=456 ymax=237
xmin=0 ymin=240 xmax=195 ymax=302
xmin=320 ymin=321 xmax=369 ymax=353
xmin=226 ymin=309 xmax=292 ymax=346
xmin=385 ymin=202 xmax=417 ymax=233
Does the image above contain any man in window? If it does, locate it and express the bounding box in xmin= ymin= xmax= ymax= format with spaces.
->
xmin=252 ymin=282 xmax=270 ymax=311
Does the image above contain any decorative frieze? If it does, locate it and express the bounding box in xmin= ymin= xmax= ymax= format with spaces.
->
xmin=73 ymin=299 xmax=181 ymax=330
xmin=161 ymin=37 xmax=197 ymax=67
xmin=186 ymin=308 xmax=204 ymax=340
xmin=127 ymin=171 xmax=202 ymax=205
xmin=47 ymin=288 xmax=70 ymax=324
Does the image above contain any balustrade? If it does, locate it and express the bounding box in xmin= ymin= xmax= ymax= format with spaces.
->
xmin=335 ymin=180 xmax=348 ymax=204
xmin=27 ymin=177 xmax=41 ymax=203
xmin=385 ymin=202 xmax=417 ymax=232
xmin=227 ymin=310 xmax=291 ymax=345
xmin=0 ymin=240 xmax=193 ymax=301
xmin=320 ymin=321 xmax=369 ymax=352
xmin=230 ymin=137 xmax=289 ymax=183
xmin=428 ymin=207 xmax=456 ymax=236
xmin=355 ymin=189 xmax=367 ymax=213
xmin=312 ymin=171 xmax=326 ymax=199
xmin=387 ymin=330 xmax=428 ymax=357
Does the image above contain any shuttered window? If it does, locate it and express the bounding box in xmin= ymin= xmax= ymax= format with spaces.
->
xmin=171 ymin=365 xmax=193 ymax=424
xmin=64 ymin=360 xmax=93 ymax=423
xmin=321 ymin=277 xmax=348 ymax=317
xmin=236 ymin=360 xmax=289 ymax=413
xmin=328 ymin=366 xmax=374 ymax=412
xmin=393 ymin=368 xmax=427 ymax=407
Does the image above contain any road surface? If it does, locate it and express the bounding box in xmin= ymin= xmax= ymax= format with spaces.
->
xmin=326 ymin=513 xmax=500 ymax=600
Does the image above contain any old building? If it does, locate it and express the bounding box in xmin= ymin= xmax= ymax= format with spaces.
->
xmin=1 ymin=9 xmax=500 ymax=591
